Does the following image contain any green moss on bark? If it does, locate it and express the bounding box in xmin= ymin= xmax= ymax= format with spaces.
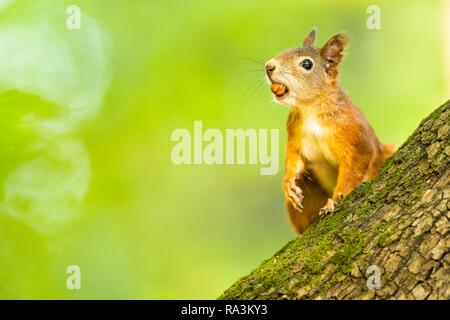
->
xmin=220 ymin=101 xmax=450 ymax=300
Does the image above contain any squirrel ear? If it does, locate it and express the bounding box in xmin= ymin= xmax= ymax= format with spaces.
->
xmin=320 ymin=33 xmax=349 ymax=76
xmin=302 ymin=27 xmax=317 ymax=47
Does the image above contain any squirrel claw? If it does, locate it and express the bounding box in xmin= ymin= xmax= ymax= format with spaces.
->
xmin=319 ymin=207 xmax=333 ymax=217
xmin=319 ymin=199 xmax=339 ymax=218
xmin=285 ymin=179 xmax=303 ymax=212
xmin=288 ymin=194 xmax=303 ymax=212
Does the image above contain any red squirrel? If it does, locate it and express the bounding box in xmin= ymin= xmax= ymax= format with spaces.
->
xmin=265 ymin=28 xmax=395 ymax=234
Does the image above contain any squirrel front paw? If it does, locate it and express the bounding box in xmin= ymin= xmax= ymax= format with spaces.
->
xmin=284 ymin=176 xmax=303 ymax=211
xmin=319 ymin=198 xmax=338 ymax=217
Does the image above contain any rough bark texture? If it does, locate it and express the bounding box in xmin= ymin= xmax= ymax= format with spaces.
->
xmin=220 ymin=101 xmax=450 ymax=300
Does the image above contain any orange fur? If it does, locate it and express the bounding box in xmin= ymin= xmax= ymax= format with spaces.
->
xmin=266 ymin=29 xmax=395 ymax=234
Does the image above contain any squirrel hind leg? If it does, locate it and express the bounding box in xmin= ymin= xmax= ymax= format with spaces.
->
xmin=367 ymin=143 xmax=397 ymax=180
xmin=287 ymin=174 xmax=328 ymax=235
xmin=382 ymin=143 xmax=397 ymax=161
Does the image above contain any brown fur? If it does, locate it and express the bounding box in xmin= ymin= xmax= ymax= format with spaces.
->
xmin=266 ymin=29 xmax=395 ymax=235
xmin=286 ymin=173 xmax=328 ymax=234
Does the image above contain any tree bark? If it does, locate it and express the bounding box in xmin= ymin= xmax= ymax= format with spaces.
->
xmin=220 ymin=101 xmax=450 ymax=300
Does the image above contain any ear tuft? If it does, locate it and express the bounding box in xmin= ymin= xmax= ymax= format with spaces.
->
xmin=302 ymin=27 xmax=317 ymax=47
xmin=320 ymin=33 xmax=349 ymax=76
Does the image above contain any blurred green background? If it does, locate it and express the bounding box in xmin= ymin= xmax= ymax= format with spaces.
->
xmin=0 ymin=0 xmax=448 ymax=299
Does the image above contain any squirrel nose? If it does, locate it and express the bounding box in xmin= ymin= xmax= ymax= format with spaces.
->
xmin=265 ymin=64 xmax=276 ymax=76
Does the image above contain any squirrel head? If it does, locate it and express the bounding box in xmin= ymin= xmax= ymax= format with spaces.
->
xmin=265 ymin=28 xmax=349 ymax=107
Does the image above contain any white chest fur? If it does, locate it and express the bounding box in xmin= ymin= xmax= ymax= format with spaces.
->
xmin=303 ymin=115 xmax=324 ymax=136
xmin=300 ymin=116 xmax=338 ymax=194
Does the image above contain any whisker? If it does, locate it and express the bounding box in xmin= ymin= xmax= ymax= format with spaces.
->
xmin=241 ymin=57 xmax=266 ymax=66
xmin=241 ymin=77 xmax=266 ymax=109
xmin=250 ymin=78 xmax=270 ymax=119
xmin=230 ymin=76 xmax=266 ymax=119
xmin=237 ymin=69 xmax=265 ymax=75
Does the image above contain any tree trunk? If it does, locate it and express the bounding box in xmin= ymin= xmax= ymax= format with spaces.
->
xmin=220 ymin=101 xmax=450 ymax=300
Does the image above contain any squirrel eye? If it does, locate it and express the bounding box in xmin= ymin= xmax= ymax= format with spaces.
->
xmin=300 ymin=59 xmax=313 ymax=70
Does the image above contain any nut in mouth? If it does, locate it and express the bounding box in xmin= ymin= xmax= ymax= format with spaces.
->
xmin=270 ymin=82 xmax=288 ymax=98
